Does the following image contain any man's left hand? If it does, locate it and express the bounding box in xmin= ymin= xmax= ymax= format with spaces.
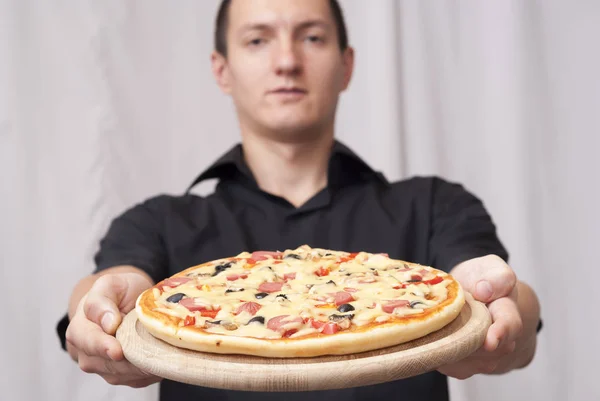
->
xmin=437 ymin=255 xmax=526 ymax=379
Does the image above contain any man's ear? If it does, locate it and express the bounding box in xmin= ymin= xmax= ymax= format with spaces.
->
xmin=340 ymin=47 xmax=355 ymax=91
xmin=211 ymin=51 xmax=232 ymax=94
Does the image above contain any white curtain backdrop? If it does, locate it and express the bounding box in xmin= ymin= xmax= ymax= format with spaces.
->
xmin=3 ymin=0 xmax=599 ymax=400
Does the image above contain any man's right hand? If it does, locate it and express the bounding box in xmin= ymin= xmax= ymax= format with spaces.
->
xmin=65 ymin=272 xmax=161 ymax=387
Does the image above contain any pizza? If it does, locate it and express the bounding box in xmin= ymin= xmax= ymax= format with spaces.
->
xmin=135 ymin=245 xmax=465 ymax=358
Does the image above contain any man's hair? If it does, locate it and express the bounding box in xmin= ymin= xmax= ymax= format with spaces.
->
xmin=214 ymin=0 xmax=349 ymax=57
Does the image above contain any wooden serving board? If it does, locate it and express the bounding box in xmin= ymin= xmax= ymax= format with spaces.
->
xmin=117 ymin=293 xmax=490 ymax=392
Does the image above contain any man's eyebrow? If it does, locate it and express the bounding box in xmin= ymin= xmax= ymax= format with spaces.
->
xmin=238 ymin=23 xmax=272 ymax=33
xmin=238 ymin=19 xmax=331 ymax=34
xmin=295 ymin=19 xmax=330 ymax=30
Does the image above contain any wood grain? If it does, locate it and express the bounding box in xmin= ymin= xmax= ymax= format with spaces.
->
xmin=116 ymin=293 xmax=490 ymax=392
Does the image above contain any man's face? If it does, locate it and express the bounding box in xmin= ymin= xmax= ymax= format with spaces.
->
xmin=212 ymin=0 xmax=354 ymax=141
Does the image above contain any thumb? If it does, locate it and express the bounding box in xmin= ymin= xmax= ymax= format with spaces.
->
xmin=83 ymin=273 xmax=151 ymax=335
xmin=452 ymin=255 xmax=517 ymax=303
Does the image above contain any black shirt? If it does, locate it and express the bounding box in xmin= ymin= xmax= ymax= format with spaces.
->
xmin=58 ymin=140 xmax=508 ymax=401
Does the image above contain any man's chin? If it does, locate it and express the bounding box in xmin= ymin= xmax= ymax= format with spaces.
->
xmin=263 ymin=123 xmax=325 ymax=142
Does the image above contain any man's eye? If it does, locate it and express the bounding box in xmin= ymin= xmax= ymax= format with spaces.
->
xmin=305 ymin=35 xmax=324 ymax=43
xmin=248 ymin=38 xmax=265 ymax=46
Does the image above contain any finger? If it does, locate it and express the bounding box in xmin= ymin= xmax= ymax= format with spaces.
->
xmin=78 ymin=354 xmax=115 ymax=375
xmin=106 ymin=341 xmax=125 ymax=362
xmin=102 ymin=374 xmax=159 ymax=388
xmin=437 ymin=359 xmax=480 ymax=380
xmin=454 ymin=255 xmax=517 ymax=303
xmin=471 ymin=340 xmax=516 ymax=359
xmin=66 ymin=339 xmax=79 ymax=362
xmin=78 ymin=354 xmax=150 ymax=378
xmin=83 ymin=275 xmax=129 ymax=334
xmin=66 ymin=317 xmax=121 ymax=359
xmin=124 ymin=377 xmax=161 ymax=388
xmin=484 ymin=297 xmax=523 ymax=351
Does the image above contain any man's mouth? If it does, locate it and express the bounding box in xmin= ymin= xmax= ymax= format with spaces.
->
xmin=269 ymin=87 xmax=307 ymax=95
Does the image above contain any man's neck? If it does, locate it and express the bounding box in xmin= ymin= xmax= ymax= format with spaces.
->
xmin=241 ymin=132 xmax=334 ymax=208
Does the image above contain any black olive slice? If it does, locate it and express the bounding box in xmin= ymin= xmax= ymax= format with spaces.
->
xmin=247 ymin=316 xmax=265 ymax=325
xmin=410 ymin=301 xmax=425 ymax=308
xmin=255 ymin=292 xmax=269 ymax=299
xmin=212 ymin=262 xmax=233 ymax=276
xmin=326 ymin=280 xmax=336 ymax=285
xmin=225 ymin=288 xmax=245 ymax=293
xmin=337 ymin=303 xmax=355 ymax=313
xmin=166 ymin=293 xmax=185 ymax=303
xmin=275 ymin=294 xmax=289 ymax=301
xmin=285 ymin=254 xmax=302 ymax=260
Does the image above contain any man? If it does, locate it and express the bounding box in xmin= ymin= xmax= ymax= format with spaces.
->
xmin=58 ymin=0 xmax=541 ymax=400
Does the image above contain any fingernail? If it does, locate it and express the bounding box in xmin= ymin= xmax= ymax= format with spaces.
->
xmin=476 ymin=280 xmax=493 ymax=301
xmin=101 ymin=313 xmax=114 ymax=332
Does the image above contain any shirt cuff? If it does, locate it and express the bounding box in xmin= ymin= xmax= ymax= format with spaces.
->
xmin=56 ymin=313 xmax=70 ymax=351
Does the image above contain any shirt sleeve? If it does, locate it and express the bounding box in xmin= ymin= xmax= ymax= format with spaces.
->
xmin=93 ymin=195 xmax=170 ymax=284
xmin=428 ymin=177 xmax=509 ymax=272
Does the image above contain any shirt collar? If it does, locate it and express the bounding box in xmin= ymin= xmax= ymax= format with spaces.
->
xmin=185 ymin=140 xmax=388 ymax=194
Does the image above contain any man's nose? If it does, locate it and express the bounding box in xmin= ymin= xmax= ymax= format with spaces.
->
xmin=273 ymin=39 xmax=302 ymax=76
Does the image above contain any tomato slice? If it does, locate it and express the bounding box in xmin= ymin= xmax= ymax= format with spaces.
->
xmin=284 ymin=272 xmax=297 ymax=281
xmin=339 ymin=252 xmax=359 ymax=263
xmin=424 ymin=276 xmax=444 ymax=285
xmin=183 ymin=316 xmax=196 ymax=326
xmin=315 ymin=267 xmax=329 ymax=277
xmin=200 ymin=309 xmax=220 ymax=319
xmin=343 ymin=287 xmax=359 ymax=293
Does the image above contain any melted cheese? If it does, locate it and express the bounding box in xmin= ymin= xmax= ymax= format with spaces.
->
xmin=151 ymin=246 xmax=453 ymax=339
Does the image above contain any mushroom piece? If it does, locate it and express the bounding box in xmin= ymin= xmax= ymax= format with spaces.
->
xmin=329 ymin=313 xmax=354 ymax=329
